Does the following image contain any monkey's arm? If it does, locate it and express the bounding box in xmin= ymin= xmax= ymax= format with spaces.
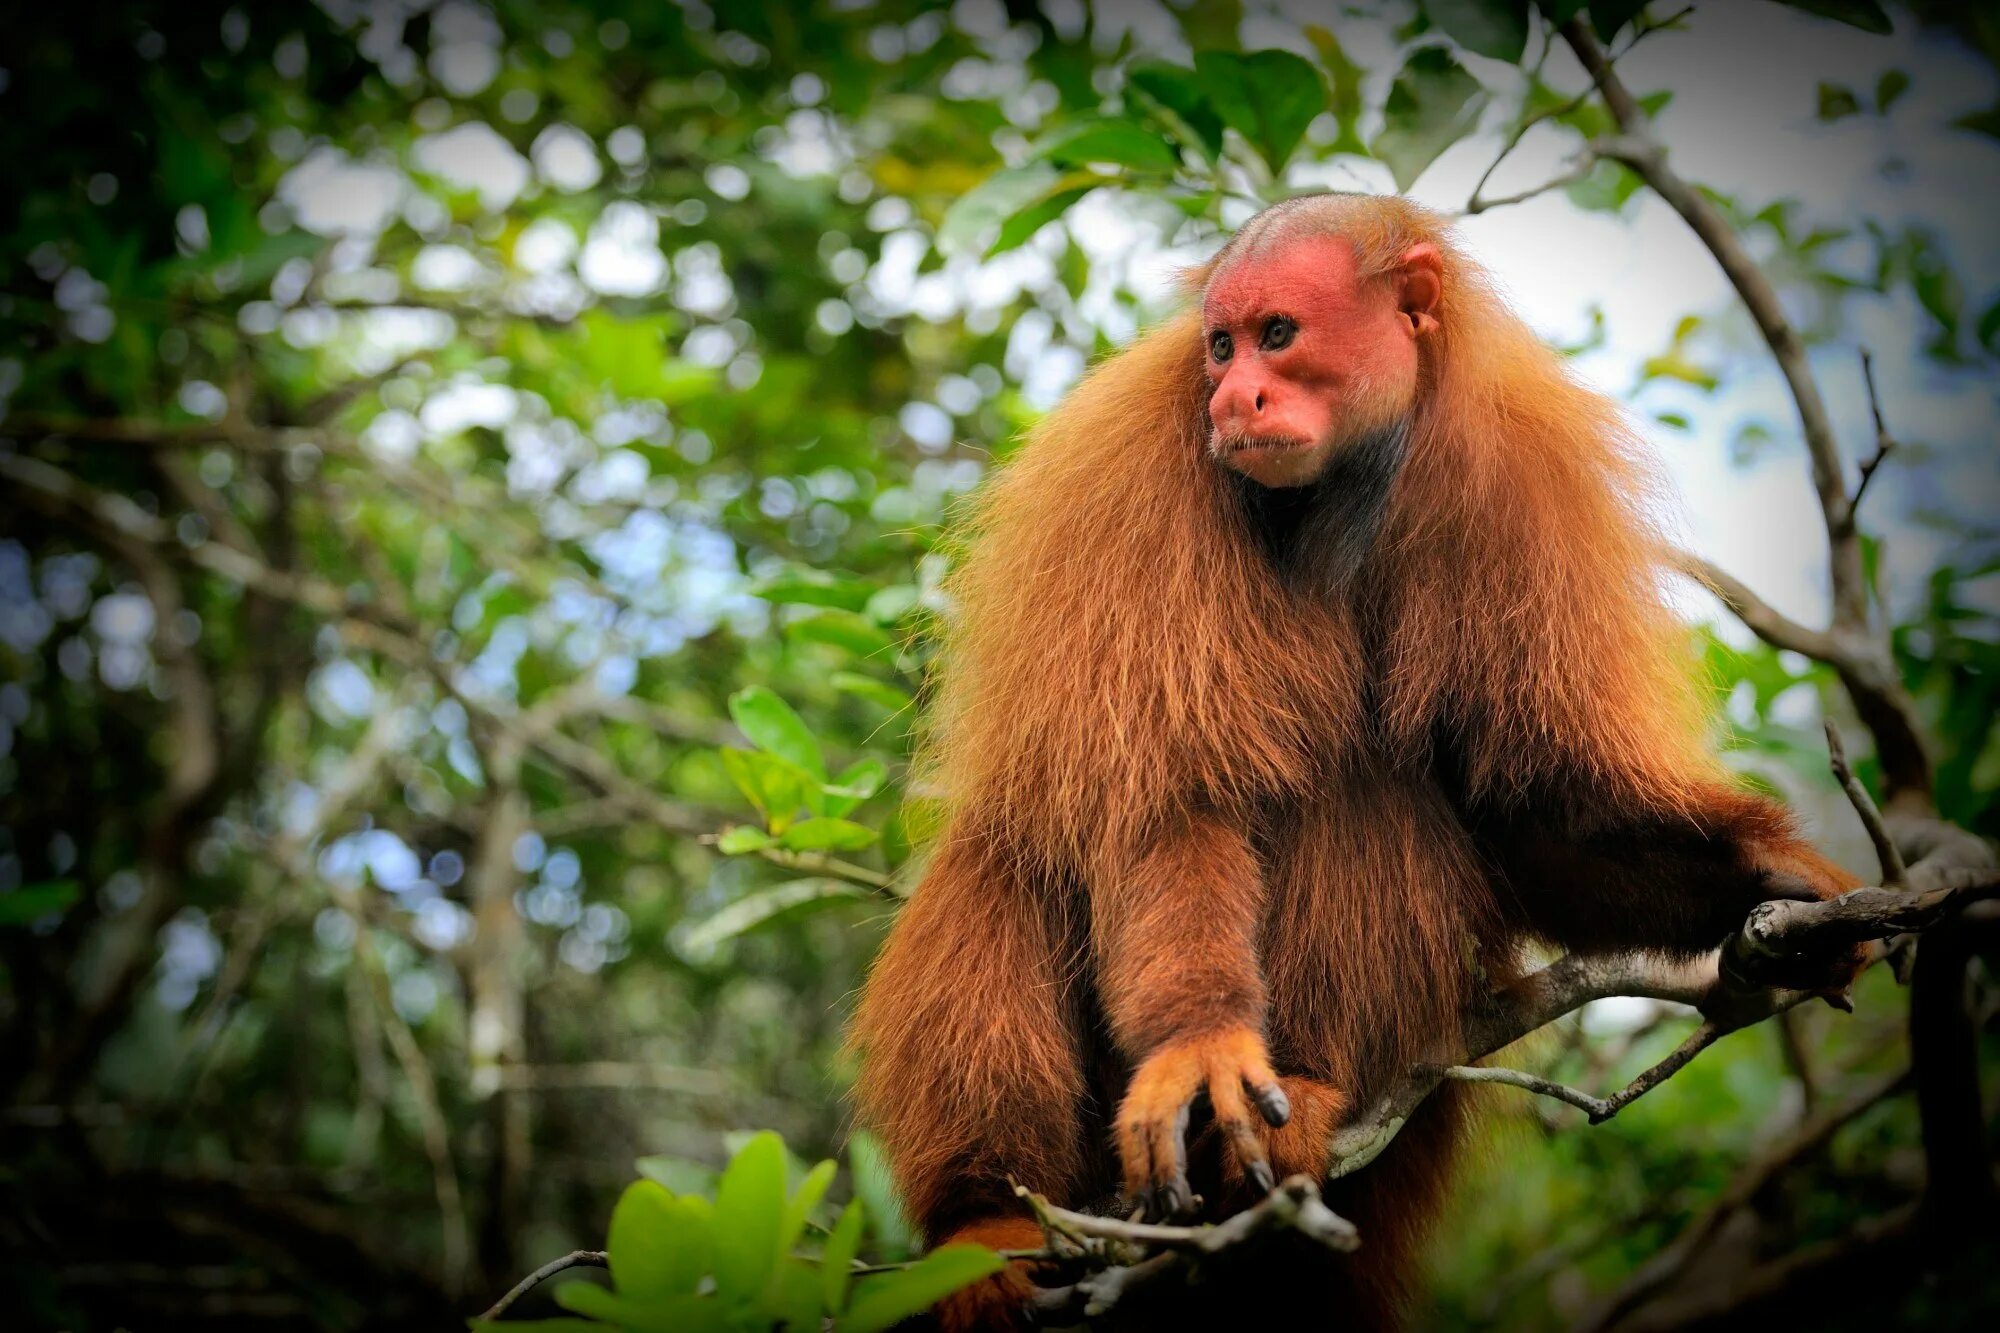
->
xmin=1475 ymin=779 xmax=1862 ymax=986
xmin=1094 ymin=808 xmax=1292 ymax=1214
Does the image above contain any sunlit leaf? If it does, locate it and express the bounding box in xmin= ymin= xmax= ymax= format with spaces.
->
xmin=728 ymin=686 xmax=826 ymax=780
xmin=1372 ymin=46 xmax=1488 ymax=191
xmin=1421 ymin=0 xmax=1530 ymax=63
xmin=1766 ymin=0 xmax=1893 ymax=34
xmin=847 ymin=1132 xmax=918 ymax=1260
xmin=835 ymin=1246 xmax=1005 ymax=1333
xmin=777 ymin=817 xmax=879 ymax=852
xmin=820 ymin=1201 xmax=866 ymax=1313
xmin=608 ymin=1180 xmax=712 ymax=1301
xmin=680 ymin=879 xmax=867 ymax=952
xmin=1193 ymin=49 xmax=1326 ymax=172
xmin=1030 ymin=118 xmax=1180 ymax=173
xmin=1126 ymin=61 xmax=1226 ymax=160
xmin=711 ymin=1131 xmax=787 ymax=1299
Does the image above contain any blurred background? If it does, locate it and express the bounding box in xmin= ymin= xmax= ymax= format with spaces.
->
xmin=1 ymin=0 xmax=1996 ymax=1329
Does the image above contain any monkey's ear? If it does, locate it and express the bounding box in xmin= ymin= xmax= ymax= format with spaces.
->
xmin=1395 ymin=244 xmax=1442 ymax=338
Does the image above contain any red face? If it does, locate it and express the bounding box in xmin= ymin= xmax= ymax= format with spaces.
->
xmin=1202 ymin=234 xmax=1441 ymax=488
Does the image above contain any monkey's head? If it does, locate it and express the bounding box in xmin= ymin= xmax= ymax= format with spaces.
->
xmin=1201 ymin=225 xmax=1442 ymax=489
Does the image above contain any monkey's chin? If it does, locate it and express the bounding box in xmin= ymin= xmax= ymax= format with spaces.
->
xmin=1215 ymin=435 xmax=1332 ymax=489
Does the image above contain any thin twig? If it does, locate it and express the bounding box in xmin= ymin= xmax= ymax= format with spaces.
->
xmin=1852 ymin=347 xmax=1897 ymax=511
xmin=1825 ymin=720 xmax=1909 ymax=888
xmin=477 ymin=1250 xmax=609 ymax=1321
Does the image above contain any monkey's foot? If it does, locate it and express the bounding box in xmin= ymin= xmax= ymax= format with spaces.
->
xmin=931 ymin=1216 xmax=1046 ymax=1333
xmin=1115 ymin=1025 xmax=1290 ymax=1218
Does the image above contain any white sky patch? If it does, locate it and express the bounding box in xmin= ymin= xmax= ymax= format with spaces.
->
xmin=427 ymin=0 xmax=504 ymax=96
xmin=532 ymin=123 xmax=603 ymax=192
xmin=420 ymin=379 xmax=518 ymax=435
xmin=514 ymin=217 xmax=579 ymax=274
xmin=579 ymin=201 xmax=667 ymax=295
xmin=411 ymin=243 xmax=483 ymax=290
xmin=413 ymin=122 xmax=530 ymax=211
xmin=280 ymin=147 xmax=404 ymax=236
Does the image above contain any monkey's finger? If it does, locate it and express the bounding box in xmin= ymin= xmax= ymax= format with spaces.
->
xmin=1247 ymin=1077 xmax=1291 ymax=1128
xmin=1210 ymin=1076 xmax=1275 ymax=1195
xmin=1148 ymin=1096 xmax=1194 ymax=1218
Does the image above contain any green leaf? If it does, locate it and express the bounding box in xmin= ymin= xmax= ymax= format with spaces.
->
xmin=830 ymin=672 xmax=912 ymax=713
xmin=1956 ymin=104 xmax=2000 ymax=142
xmin=1126 ymin=61 xmax=1226 ymax=161
xmin=1192 ymin=49 xmax=1327 ymax=172
xmin=1300 ymin=27 xmax=1368 ymax=154
xmin=467 ymin=1320 xmax=606 ymax=1332
xmin=680 ymin=879 xmax=866 ymax=952
xmin=750 ymin=569 xmax=876 ymax=612
xmin=1589 ymin=0 xmax=1650 ymax=42
xmin=1764 ymin=0 xmax=1892 ymax=34
xmin=1372 ymin=47 xmax=1488 ymax=191
xmin=937 ymin=164 xmax=1064 ymax=258
xmin=986 ymin=184 xmax=1093 ymax=258
xmin=553 ymin=1283 xmax=696 ymax=1332
xmin=777 ymin=818 xmax=879 ymax=852
xmin=1976 ymin=297 xmax=2000 ymax=353
xmin=822 ymin=757 xmax=888 ymax=811
xmin=847 ymin=1133 xmax=917 ymax=1260
xmin=0 ymin=880 xmax=79 ymax=927
xmin=1565 ymin=158 xmax=1644 ymax=213
xmin=821 ymin=1201 xmax=866 ymax=1313
xmin=835 ymin=1246 xmax=1006 ymax=1333
xmin=758 ymin=1257 xmax=825 ymax=1330
xmin=786 ymin=610 xmax=897 ymax=659
xmin=1816 ymin=82 xmax=1861 ymax=122
xmin=635 ymin=1156 xmax=719 ymax=1196
xmin=711 ymin=1131 xmax=788 ymax=1299
xmin=716 ymin=824 xmax=776 ymax=854
xmin=778 ymin=1159 xmax=838 ymax=1258
xmin=1030 ymin=118 xmax=1180 ymax=173
xmin=1875 ymin=68 xmax=1910 ymax=113
xmin=728 ymin=686 xmax=825 ymax=780
xmin=608 ymin=1180 xmax=713 ymax=1301
xmin=720 ymin=747 xmax=813 ymax=824
xmin=1421 ymin=0 xmax=1530 ymax=63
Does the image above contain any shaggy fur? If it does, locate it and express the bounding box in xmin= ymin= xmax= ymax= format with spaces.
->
xmin=849 ymin=195 xmax=1856 ymax=1331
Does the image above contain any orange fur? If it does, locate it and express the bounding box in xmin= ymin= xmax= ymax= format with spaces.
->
xmin=849 ymin=194 xmax=1854 ymax=1330
xmin=932 ymin=1217 xmax=1048 ymax=1333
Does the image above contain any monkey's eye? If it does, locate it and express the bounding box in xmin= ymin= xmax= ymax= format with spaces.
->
xmin=1209 ymin=329 xmax=1234 ymax=362
xmin=1260 ymin=315 xmax=1297 ymax=352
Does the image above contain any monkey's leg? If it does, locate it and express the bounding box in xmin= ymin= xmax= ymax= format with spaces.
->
xmin=850 ymin=833 xmax=1089 ymax=1332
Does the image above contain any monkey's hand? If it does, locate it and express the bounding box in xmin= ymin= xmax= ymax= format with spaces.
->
xmin=1737 ymin=842 xmax=1869 ymax=1003
xmin=1114 ymin=1025 xmax=1289 ymax=1218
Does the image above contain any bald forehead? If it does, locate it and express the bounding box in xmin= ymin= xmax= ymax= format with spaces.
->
xmin=1202 ymin=233 xmax=1364 ymax=325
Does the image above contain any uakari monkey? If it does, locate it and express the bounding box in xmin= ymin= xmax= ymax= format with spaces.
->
xmin=851 ymin=194 xmax=1861 ymax=1330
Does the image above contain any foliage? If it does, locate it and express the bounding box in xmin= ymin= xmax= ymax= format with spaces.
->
xmin=480 ymin=1131 xmax=998 ymax=1333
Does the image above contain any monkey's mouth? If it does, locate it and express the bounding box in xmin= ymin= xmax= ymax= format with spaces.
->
xmin=1215 ymin=432 xmax=1313 ymax=460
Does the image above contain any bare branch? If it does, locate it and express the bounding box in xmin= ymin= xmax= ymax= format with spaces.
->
xmin=1669 ymin=550 xmax=1837 ymax=660
xmin=1824 ymin=720 xmax=1908 ymax=888
xmin=477 ymin=1250 xmax=608 ymax=1322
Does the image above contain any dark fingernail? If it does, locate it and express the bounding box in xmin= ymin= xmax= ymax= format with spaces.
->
xmin=1822 ymin=991 xmax=1854 ymax=1013
xmin=1256 ymin=1083 xmax=1291 ymax=1127
xmin=1249 ymin=1160 xmax=1275 ymax=1194
xmin=1165 ymin=1176 xmax=1192 ymax=1217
